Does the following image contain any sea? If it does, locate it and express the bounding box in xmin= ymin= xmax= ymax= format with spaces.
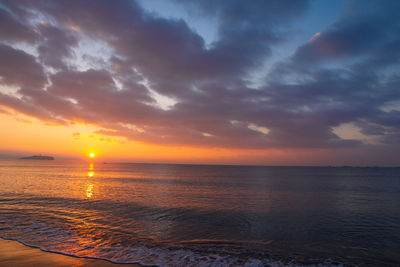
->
xmin=0 ymin=160 xmax=399 ymax=266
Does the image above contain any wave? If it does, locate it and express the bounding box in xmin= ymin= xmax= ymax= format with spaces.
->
xmin=0 ymin=195 xmax=356 ymax=266
xmin=0 ymin=236 xmax=346 ymax=267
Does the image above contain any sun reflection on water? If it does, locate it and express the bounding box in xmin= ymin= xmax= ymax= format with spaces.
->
xmin=86 ymin=162 xmax=95 ymax=198
xmin=86 ymin=183 xmax=94 ymax=198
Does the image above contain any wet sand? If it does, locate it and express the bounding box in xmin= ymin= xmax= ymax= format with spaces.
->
xmin=0 ymin=239 xmax=142 ymax=267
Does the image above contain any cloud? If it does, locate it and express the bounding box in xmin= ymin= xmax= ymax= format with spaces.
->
xmin=292 ymin=0 xmax=400 ymax=64
xmin=0 ymin=7 xmax=38 ymax=43
xmin=0 ymin=44 xmax=47 ymax=89
xmin=0 ymin=0 xmax=399 ymax=158
xmin=37 ymin=22 xmax=79 ymax=69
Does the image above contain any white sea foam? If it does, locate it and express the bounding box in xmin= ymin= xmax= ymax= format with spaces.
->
xmin=0 ymin=209 xmax=346 ymax=267
xmin=0 ymin=235 xmax=344 ymax=267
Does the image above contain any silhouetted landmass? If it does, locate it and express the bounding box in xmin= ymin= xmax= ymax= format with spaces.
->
xmin=19 ymin=155 xmax=54 ymax=160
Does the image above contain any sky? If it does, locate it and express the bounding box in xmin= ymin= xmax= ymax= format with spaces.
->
xmin=0 ymin=0 xmax=399 ymax=166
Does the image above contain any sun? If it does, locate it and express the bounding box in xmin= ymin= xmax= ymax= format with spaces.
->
xmin=89 ymin=153 xmax=95 ymax=158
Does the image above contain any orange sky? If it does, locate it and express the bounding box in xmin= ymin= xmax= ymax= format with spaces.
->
xmin=0 ymin=111 xmax=258 ymax=163
xmin=2 ymin=105 xmax=399 ymax=167
xmin=1 ymin=110 xmax=337 ymax=165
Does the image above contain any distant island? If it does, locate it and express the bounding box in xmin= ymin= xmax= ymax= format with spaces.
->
xmin=19 ymin=155 xmax=54 ymax=160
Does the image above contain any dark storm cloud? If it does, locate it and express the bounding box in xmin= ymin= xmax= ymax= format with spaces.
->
xmin=0 ymin=0 xmax=399 ymax=154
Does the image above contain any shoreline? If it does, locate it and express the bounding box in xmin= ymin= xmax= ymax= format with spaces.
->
xmin=0 ymin=238 xmax=142 ymax=267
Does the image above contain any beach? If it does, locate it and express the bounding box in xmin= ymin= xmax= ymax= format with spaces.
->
xmin=0 ymin=238 xmax=141 ymax=267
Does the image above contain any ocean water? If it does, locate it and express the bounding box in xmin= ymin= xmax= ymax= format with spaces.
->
xmin=0 ymin=160 xmax=399 ymax=266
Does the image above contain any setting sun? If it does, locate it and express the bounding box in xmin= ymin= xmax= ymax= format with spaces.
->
xmin=0 ymin=1 xmax=399 ymax=266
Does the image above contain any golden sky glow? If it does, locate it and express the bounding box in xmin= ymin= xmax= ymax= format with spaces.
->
xmin=0 ymin=111 xmax=307 ymax=165
xmin=1 ymin=110 xmax=397 ymax=166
